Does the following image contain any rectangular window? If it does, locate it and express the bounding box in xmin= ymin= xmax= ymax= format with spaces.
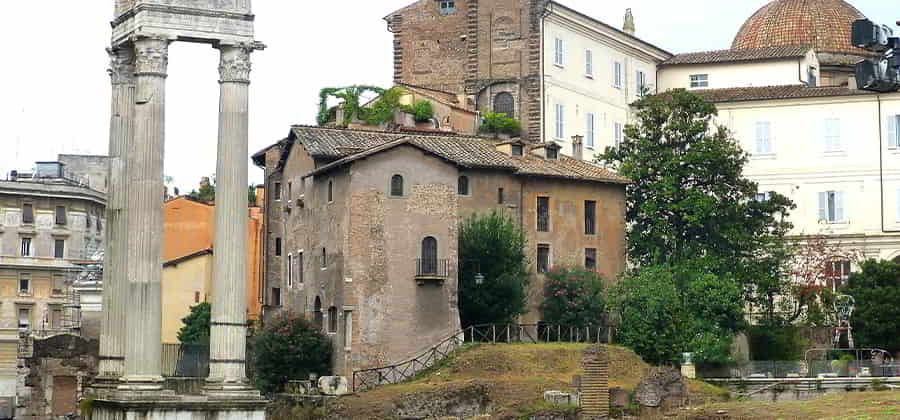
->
xmin=194 ymin=291 xmax=201 ymax=303
xmin=690 ymin=74 xmax=709 ymax=88
xmin=585 ymin=113 xmax=596 ymax=148
xmin=584 ymin=49 xmax=593 ymax=77
xmin=537 ymin=197 xmax=550 ymax=232
xmin=554 ymin=103 xmax=565 ymax=139
xmin=614 ymin=122 xmax=623 ymax=146
xmin=22 ymin=204 xmax=34 ymax=224
xmin=18 ymin=307 xmax=30 ymax=330
xmin=636 ymin=70 xmax=646 ymax=94
xmin=439 ymin=1 xmax=456 ymax=15
xmin=887 ymin=115 xmax=900 ymax=149
xmin=52 ymin=274 xmax=65 ymax=295
xmin=21 ymin=237 xmax=32 ymax=257
xmin=554 ymin=37 xmax=565 ymax=66
xmin=824 ymin=260 xmax=851 ymax=290
xmin=54 ymin=239 xmax=65 ymax=259
xmin=298 ymin=252 xmax=304 ymax=283
xmin=584 ymin=200 xmax=597 ymax=235
xmin=613 ymin=61 xmax=623 ymax=89
xmin=274 ymin=237 xmax=282 ymax=256
xmin=585 ymin=248 xmax=597 ymax=271
xmin=755 ymin=191 xmax=773 ymax=202
xmin=321 ymin=248 xmax=327 ymax=268
xmin=343 ymin=310 xmax=353 ymax=350
xmin=818 ymin=191 xmax=845 ymax=223
xmin=824 ymin=118 xmax=842 ymax=152
xmin=55 ymin=206 xmax=66 ymax=225
xmin=498 ymin=188 xmax=505 ymax=204
xmin=511 ymin=144 xmax=523 ymax=156
xmin=50 ymin=307 xmax=62 ymax=329
xmin=537 ymin=244 xmax=551 ymax=273
xmin=19 ymin=274 xmax=30 ymax=295
xmin=287 ymin=182 xmax=292 ymax=201
xmin=271 ymin=288 xmax=281 ymax=306
xmin=273 ymin=182 xmax=282 ymax=201
xmin=287 ymin=254 xmax=294 ymax=288
xmin=755 ymin=121 xmax=773 ymax=154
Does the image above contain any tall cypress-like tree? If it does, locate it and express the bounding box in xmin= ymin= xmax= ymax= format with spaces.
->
xmin=458 ymin=211 xmax=530 ymax=327
xmin=598 ymin=89 xmax=794 ymax=307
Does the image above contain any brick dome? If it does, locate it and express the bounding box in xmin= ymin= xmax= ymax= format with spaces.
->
xmin=732 ymin=0 xmax=867 ymax=55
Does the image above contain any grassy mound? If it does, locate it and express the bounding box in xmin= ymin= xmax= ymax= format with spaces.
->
xmin=320 ymin=343 xmax=727 ymax=419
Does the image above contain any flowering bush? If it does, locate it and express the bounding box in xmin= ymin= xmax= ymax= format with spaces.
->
xmin=540 ymin=267 xmax=606 ymax=328
xmin=252 ymin=312 xmax=332 ymax=394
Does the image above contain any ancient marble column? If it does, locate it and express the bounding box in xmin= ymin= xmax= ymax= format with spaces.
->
xmin=121 ymin=36 xmax=168 ymax=388
xmin=207 ymin=44 xmax=254 ymax=390
xmin=98 ymin=46 xmax=134 ymax=382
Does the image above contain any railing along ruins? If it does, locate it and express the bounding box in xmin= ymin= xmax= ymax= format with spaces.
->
xmin=352 ymin=323 xmax=610 ymax=392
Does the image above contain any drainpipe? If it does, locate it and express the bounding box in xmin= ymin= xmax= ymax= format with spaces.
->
xmin=878 ymin=94 xmax=900 ymax=234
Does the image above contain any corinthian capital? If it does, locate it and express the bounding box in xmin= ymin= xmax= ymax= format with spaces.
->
xmin=218 ymin=44 xmax=254 ymax=84
xmin=133 ymin=37 xmax=170 ymax=76
xmin=107 ymin=47 xmax=136 ymax=85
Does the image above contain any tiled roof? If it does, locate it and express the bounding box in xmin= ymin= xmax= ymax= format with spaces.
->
xmin=290 ymin=126 xmax=628 ymax=184
xmin=691 ymin=85 xmax=872 ymax=103
xmin=732 ymin=0 xmax=868 ymax=56
xmin=661 ymin=45 xmax=811 ymax=66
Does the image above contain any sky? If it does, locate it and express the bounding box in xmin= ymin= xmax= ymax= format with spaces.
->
xmin=1 ymin=1 xmax=897 ymax=192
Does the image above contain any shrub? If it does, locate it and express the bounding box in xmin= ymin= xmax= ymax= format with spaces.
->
xmin=252 ymin=312 xmax=332 ymax=394
xmin=479 ymin=112 xmax=521 ymax=136
xmin=177 ymin=302 xmax=211 ymax=345
xmin=458 ymin=210 xmax=529 ymax=327
xmin=402 ymin=100 xmax=435 ymax=123
xmin=747 ymin=323 xmax=806 ymax=360
xmin=844 ymin=259 xmax=900 ymax=354
xmin=541 ymin=266 xmax=605 ymax=328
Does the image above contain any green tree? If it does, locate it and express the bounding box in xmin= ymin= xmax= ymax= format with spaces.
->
xmin=597 ymin=89 xmax=794 ymax=309
xmin=844 ymin=259 xmax=900 ymax=353
xmin=541 ymin=267 xmax=606 ymax=328
xmin=252 ymin=312 xmax=332 ymax=394
xmin=248 ymin=185 xmax=258 ymax=207
xmin=177 ymin=302 xmax=211 ymax=345
xmin=479 ymin=112 xmax=522 ymax=137
xmin=402 ymin=100 xmax=435 ymax=123
xmin=458 ymin=210 xmax=529 ymax=327
xmin=611 ymin=263 xmax=744 ymax=365
xmin=610 ymin=266 xmax=686 ymax=365
xmin=188 ymin=177 xmax=216 ymax=203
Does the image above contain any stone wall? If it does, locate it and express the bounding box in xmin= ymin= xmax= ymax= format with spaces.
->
xmin=57 ymin=155 xmax=110 ymax=194
xmin=390 ymin=0 xmax=548 ymax=142
xmin=17 ymin=334 xmax=99 ymax=419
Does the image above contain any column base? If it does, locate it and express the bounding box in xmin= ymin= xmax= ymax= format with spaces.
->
xmin=204 ymin=379 xmax=262 ymax=399
xmin=118 ymin=375 xmax=166 ymax=392
xmin=90 ymin=393 xmax=267 ymax=420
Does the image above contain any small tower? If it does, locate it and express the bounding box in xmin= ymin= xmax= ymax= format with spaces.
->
xmin=624 ymin=8 xmax=636 ymax=35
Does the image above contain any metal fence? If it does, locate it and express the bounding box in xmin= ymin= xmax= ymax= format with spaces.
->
xmin=162 ymin=343 xmax=210 ymax=378
xmin=697 ymin=360 xmax=900 ymax=379
xmin=352 ymin=323 xmax=609 ymax=392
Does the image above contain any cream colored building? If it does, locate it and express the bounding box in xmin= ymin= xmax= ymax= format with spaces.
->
xmin=654 ymin=0 xmax=900 ymax=276
xmin=543 ymin=3 xmax=670 ymax=159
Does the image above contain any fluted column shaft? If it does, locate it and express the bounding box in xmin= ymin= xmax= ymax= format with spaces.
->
xmin=99 ymin=46 xmax=134 ymax=380
xmin=122 ymin=36 xmax=168 ymax=386
xmin=208 ymin=44 xmax=253 ymax=386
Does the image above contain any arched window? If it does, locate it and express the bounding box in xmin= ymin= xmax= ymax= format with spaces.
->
xmin=458 ymin=176 xmax=469 ymax=196
xmin=327 ymin=180 xmax=334 ymax=202
xmin=390 ymin=175 xmax=404 ymax=197
xmin=328 ymin=306 xmax=338 ymax=333
xmin=314 ymin=297 xmax=323 ymax=330
xmin=494 ymin=92 xmax=515 ymax=118
xmin=421 ymin=237 xmax=438 ymax=275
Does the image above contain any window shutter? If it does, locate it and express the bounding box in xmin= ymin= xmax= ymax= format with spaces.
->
xmin=818 ymin=192 xmax=828 ymax=221
xmin=835 ymin=192 xmax=845 ymax=222
xmin=888 ymin=115 xmax=899 ymax=148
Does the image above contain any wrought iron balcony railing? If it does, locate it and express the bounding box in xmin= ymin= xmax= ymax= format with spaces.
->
xmin=415 ymin=258 xmax=451 ymax=283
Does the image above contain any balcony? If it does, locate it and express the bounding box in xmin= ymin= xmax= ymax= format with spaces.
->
xmin=415 ymin=258 xmax=451 ymax=285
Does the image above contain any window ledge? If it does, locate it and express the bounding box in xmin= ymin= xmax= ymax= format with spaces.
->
xmin=584 ymin=74 xmax=594 ymax=79
xmin=888 ymin=147 xmax=900 ymax=155
xmin=751 ymin=153 xmax=777 ymax=160
xmin=823 ymin=150 xmax=847 ymax=157
xmin=553 ymin=63 xmax=564 ymax=69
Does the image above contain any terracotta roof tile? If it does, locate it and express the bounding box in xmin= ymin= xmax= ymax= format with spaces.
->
xmin=289 ymin=126 xmax=627 ymax=184
xmin=661 ymin=45 xmax=811 ymax=66
xmin=732 ymin=0 xmax=868 ymax=56
xmin=691 ymin=85 xmax=872 ymax=103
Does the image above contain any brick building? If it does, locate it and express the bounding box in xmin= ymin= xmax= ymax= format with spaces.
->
xmin=253 ymin=126 xmax=627 ymax=375
xmin=385 ymin=0 xmax=670 ymax=155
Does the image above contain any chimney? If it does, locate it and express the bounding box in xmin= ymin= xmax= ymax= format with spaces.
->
xmin=571 ymin=135 xmax=584 ymax=161
xmin=624 ymin=8 xmax=635 ymax=36
xmin=848 ymin=75 xmax=858 ymax=90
